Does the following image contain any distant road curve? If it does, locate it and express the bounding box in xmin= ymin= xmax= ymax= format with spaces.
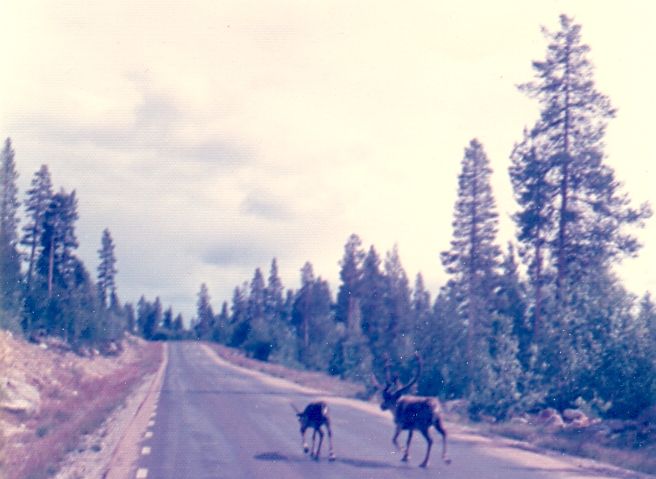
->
xmin=112 ymin=342 xmax=650 ymax=479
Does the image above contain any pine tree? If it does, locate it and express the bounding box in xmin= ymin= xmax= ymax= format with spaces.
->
xmin=517 ymin=15 xmax=650 ymax=300
xmin=97 ymin=228 xmax=118 ymax=309
xmin=0 ymin=138 xmax=21 ymax=322
xmin=124 ymin=302 xmax=136 ymax=334
xmin=509 ymin=131 xmax=554 ymax=338
xmin=293 ymin=262 xmax=316 ymax=361
xmin=335 ymin=234 xmax=365 ymax=324
xmin=213 ymin=301 xmax=230 ymax=342
xmin=37 ymin=190 xmax=79 ymax=298
xmin=228 ymin=283 xmax=249 ymax=347
xmin=21 ymin=165 xmax=53 ymax=292
xmin=137 ymin=296 xmax=161 ymax=340
xmin=411 ymin=273 xmax=432 ymax=343
xmin=243 ymin=268 xmax=274 ymax=360
xmin=292 ymin=262 xmax=335 ymax=369
xmin=162 ymin=307 xmax=174 ymax=331
xmin=495 ymin=243 xmax=530 ymax=366
xmin=441 ymin=139 xmax=502 ymax=376
xmin=384 ymin=245 xmax=413 ymax=365
xmin=329 ymin=297 xmax=373 ymax=382
xmin=195 ymin=283 xmax=214 ymax=339
xmin=359 ymin=246 xmax=389 ymax=358
xmin=265 ymin=258 xmax=284 ymax=318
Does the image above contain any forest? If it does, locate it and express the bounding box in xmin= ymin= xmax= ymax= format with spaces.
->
xmin=1 ymin=15 xmax=655 ymax=421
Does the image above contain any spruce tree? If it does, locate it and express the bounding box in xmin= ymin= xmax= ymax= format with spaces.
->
xmin=383 ymin=245 xmax=413 ymax=366
xmin=517 ymin=15 xmax=650 ymax=299
xmin=441 ymin=139 xmax=502 ymax=376
xmin=359 ymin=245 xmax=389 ymax=357
xmin=335 ymin=234 xmax=365 ymax=324
xmin=21 ymin=165 xmax=53 ymax=292
xmin=265 ymin=258 xmax=284 ymax=318
xmin=97 ymin=228 xmax=118 ymax=309
xmin=37 ymin=190 xmax=79 ymax=299
xmin=0 ymin=138 xmax=21 ymax=322
xmin=509 ymin=132 xmax=554 ymax=338
xmin=195 ymin=283 xmax=214 ymax=339
xmin=292 ymin=262 xmax=334 ymax=369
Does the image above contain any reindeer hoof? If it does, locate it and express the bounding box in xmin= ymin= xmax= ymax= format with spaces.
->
xmin=303 ymin=446 xmax=310 ymax=454
xmin=312 ymin=455 xmax=320 ymax=462
xmin=401 ymin=456 xmax=409 ymax=463
xmin=444 ymin=458 xmax=452 ymax=465
xmin=419 ymin=462 xmax=429 ymax=468
xmin=329 ymin=455 xmax=336 ymax=462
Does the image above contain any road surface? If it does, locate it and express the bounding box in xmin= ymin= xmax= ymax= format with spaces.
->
xmin=129 ymin=342 xmax=644 ymax=479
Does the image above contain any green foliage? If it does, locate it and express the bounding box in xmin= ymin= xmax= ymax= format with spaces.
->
xmin=0 ymin=138 xmax=22 ymax=317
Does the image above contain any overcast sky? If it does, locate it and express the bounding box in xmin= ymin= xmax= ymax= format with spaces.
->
xmin=1 ymin=1 xmax=655 ymax=320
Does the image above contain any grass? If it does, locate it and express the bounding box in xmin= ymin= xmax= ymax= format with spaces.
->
xmin=4 ymin=341 xmax=162 ymax=479
xmin=487 ymin=420 xmax=656 ymax=476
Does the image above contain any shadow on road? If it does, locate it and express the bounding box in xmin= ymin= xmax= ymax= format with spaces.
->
xmin=254 ymin=451 xmax=399 ymax=470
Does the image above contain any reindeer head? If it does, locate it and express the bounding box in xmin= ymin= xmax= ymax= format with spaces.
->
xmin=291 ymin=404 xmax=310 ymax=433
xmin=374 ymin=353 xmax=421 ymax=411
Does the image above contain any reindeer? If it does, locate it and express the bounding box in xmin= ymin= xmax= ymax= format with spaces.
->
xmin=372 ymin=354 xmax=450 ymax=468
xmin=291 ymin=401 xmax=336 ymax=461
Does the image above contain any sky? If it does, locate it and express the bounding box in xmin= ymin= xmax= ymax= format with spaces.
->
xmin=1 ymin=1 xmax=655 ymax=320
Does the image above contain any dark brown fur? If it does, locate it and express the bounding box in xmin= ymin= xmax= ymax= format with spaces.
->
xmin=376 ymin=356 xmax=450 ymax=467
xmin=292 ymin=401 xmax=335 ymax=461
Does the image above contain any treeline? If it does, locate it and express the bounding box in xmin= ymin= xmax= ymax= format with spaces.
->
xmin=194 ymin=16 xmax=656 ymax=420
xmin=0 ymin=143 xmax=188 ymax=349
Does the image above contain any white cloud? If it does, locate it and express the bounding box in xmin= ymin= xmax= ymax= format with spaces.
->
xmin=2 ymin=1 xmax=655 ymax=317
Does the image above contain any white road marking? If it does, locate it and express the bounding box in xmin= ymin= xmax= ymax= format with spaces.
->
xmin=144 ymin=431 xmax=153 ymax=439
xmin=136 ymin=468 xmax=148 ymax=478
xmin=141 ymin=446 xmax=151 ymax=455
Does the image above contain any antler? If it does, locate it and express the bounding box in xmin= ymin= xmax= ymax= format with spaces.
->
xmin=396 ymin=352 xmax=421 ymax=396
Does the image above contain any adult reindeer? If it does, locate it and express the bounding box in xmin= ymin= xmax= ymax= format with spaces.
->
xmin=373 ymin=354 xmax=450 ymax=468
xmin=291 ymin=401 xmax=335 ymax=461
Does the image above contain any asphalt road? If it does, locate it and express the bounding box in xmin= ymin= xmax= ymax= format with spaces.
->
xmin=133 ymin=342 xmax=641 ymax=479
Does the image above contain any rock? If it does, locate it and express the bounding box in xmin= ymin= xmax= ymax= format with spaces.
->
xmin=562 ymin=408 xmax=586 ymax=422
xmin=536 ymin=408 xmax=565 ymax=431
xmin=544 ymin=414 xmax=565 ymax=431
xmin=0 ymin=377 xmax=41 ymax=415
xmin=509 ymin=414 xmax=529 ymax=425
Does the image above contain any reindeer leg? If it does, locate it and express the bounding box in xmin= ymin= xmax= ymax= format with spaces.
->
xmin=392 ymin=425 xmax=402 ymax=451
xmin=314 ymin=428 xmax=324 ymax=460
xmin=325 ymin=419 xmax=336 ymax=461
xmin=402 ymin=430 xmax=413 ymax=462
xmin=301 ymin=428 xmax=309 ymax=454
xmin=434 ymin=417 xmax=451 ymax=464
xmin=311 ymin=428 xmax=318 ymax=458
xmin=418 ymin=428 xmax=432 ymax=468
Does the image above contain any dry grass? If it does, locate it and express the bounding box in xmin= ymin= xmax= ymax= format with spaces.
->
xmin=487 ymin=421 xmax=656 ymax=476
xmin=1 ymin=337 xmax=162 ymax=479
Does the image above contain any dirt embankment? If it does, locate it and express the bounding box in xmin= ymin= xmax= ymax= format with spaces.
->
xmin=0 ymin=331 xmax=162 ymax=479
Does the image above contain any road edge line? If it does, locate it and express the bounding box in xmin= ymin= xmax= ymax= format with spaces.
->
xmin=103 ymin=342 xmax=169 ymax=479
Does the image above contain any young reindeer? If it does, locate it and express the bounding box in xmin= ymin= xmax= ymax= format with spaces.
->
xmin=373 ymin=354 xmax=450 ymax=468
xmin=291 ymin=401 xmax=336 ymax=461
